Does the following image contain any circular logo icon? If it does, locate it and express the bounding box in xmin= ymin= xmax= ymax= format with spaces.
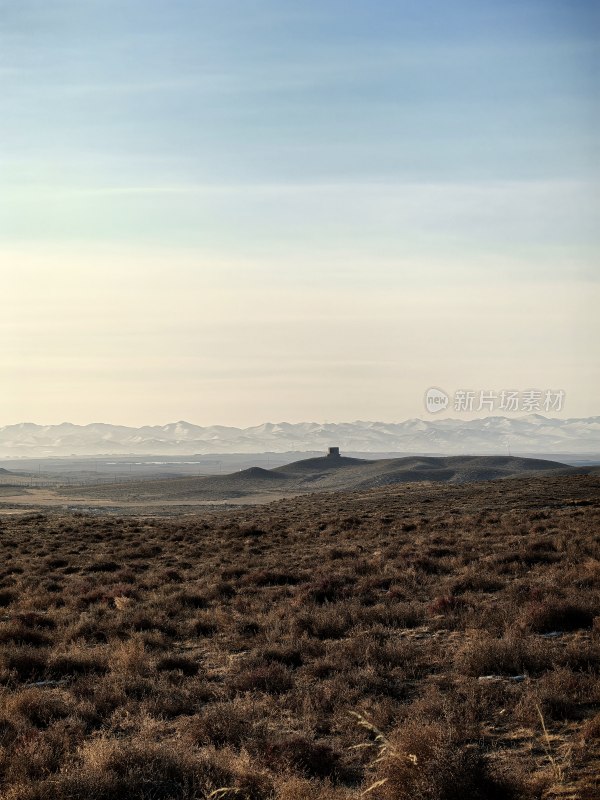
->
xmin=425 ymin=387 xmax=449 ymax=414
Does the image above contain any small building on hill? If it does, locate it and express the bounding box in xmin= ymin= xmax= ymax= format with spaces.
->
xmin=327 ymin=446 xmax=340 ymax=458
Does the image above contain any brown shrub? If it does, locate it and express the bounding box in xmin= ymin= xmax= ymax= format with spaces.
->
xmin=364 ymin=719 xmax=528 ymax=800
xmin=0 ymin=622 xmax=50 ymax=648
xmin=16 ymin=612 xmax=57 ymax=630
xmin=294 ymin=606 xmax=355 ymax=640
xmin=427 ymin=595 xmax=466 ymax=615
xmin=515 ymin=667 xmax=593 ymax=724
xmin=188 ymin=700 xmax=266 ymax=748
xmin=261 ymin=734 xmax=348 ymax=781
xmin=192 ymin=612 xmax=219 ymax=636
xmin=276 ymin=777 xmax=351 ymax=799
xmin=86 ymin=560 xmax=120 ymax=573
xmin=455 ymin=634 xmax=549 ymax=677
xmin=299 ymin=575 xmax=354 ymax=604
xmin=178 ymin=590 xmax=209 ymax=609
xmin=232 ymin=662 xmax=293 ymax=694
xmin=2 ymin=687 xmax=74 ymax=729
xmin=243 ymin=568 xmax=302 ymax=586
xmin=6 ymin=737 xmax=273 ymax=800
xmin=0 ymin=590 xmax=16 ymax=607
xmin=580 ymin=711 xmax=600 ymax=742
xmin=47 ymin=648 xmax=108 ymax=679
xmin=0 ymin=646 xmax=48 ymax=681
xmin=155 ymin=655 xmax=200 ymax=677
xmin=518 ymin=601 xmax=595 ymax=633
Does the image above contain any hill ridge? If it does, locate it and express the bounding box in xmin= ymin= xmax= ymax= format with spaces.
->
xmin=59 ymin=453 xmax=599 ymax=504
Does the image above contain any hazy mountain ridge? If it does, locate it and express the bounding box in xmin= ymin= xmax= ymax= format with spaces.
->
xmin=0 ymin=416 xmax=598 ymax=457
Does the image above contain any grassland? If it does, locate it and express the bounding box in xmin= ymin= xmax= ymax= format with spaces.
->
xmin=0 ymin=474 xmax=598 ymax=799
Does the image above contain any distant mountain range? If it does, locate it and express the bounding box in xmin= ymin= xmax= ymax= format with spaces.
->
xmin=0 ymin=416 xmax=598 ymax=457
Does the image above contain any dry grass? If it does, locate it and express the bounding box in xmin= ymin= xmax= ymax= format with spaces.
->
xmin=0 ymin=474 xmax=598 ymax=798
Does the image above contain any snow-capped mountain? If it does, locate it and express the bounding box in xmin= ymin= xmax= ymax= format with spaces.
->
xmin=0 ymin=416 xmax=598 ymax=457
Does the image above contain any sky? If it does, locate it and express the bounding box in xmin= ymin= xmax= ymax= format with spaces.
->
xmin=1 ymin=0 xmax=598 ymax=426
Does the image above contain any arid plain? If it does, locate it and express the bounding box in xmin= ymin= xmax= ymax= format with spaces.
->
xmin=0 ymin=469 xmax=598 ymax=799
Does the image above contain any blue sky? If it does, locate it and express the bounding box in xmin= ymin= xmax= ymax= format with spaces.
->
xmin=1 ymin=1 xmax=598 ymax=425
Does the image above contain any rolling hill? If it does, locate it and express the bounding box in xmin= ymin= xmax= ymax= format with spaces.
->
xmin=62 ymin=453 xmax=594 ymax=503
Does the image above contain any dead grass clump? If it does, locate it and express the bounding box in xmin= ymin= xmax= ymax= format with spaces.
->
xmin=125 ymin=543 xmax=162 ymax=559
xmin=155 ymin=655 xmax=200 ymax=677
xmin=294 ymin=606 xmax=354 ymax=640
xmin=409 ymin=555 xmax=451 ymax=575
xmin=192 ymin=612 xmax=219 ymax=636
xmin=427 ymin=595 xmax=466 ymax=616
xmin=518 ymin=601 xmax=596 ymax=633
xmin=455 ymin=634 xmax=548 ymax=677
xmin=520 ymin=541 xmax=560 ymax=566
xmin=261 ymin=734 xmax=348 ymax=781
xmin=47 ymin=648 xmax=108 ymax=679
xmin=2 ymin=687 xmax=74 ymax=729
xmin=211 ymin=580 xmax=237 ymax=599
xmin=232 ymin=661 xmax=293 ymax=694
xmin=235 ymin=617 xmax=262 ymax=637
xmin=16 ymin=612 xmax=57 ymax=631
xmin=7 ymin=737 xmax=273 ymax=800
xmin=130 ymin=612 xmax=177 ymax=637
xmin=327 ymin=546 xmax=358 ymax=560
xmin=561 ymin=640 xmax=600 ymax=673
xmin=516 ymin=668 xmax=594 ymax=724
xmin=0 ymin=721 xmax=81 ymax=787
xmin=66 ymin=614 xmax=120 ymax=644
xmin=261 ymin=643 xmax=305 ymax=668
xmin=187 ymin=700 xmax=266 ymax=748
xmin=0 ymin=646 xmax=48 ymax=682
xmin=276 ymin=776 xmax=351 ymax=799
xmin=358 ymin=717 xmax=529 ymax=800
xmin=178 ymin=590 xmax=209 ymax=609
xmin=108 ymin=640 xmax=150 ymax=677
xmin=238 ymin=525 xmax=268 ymax=538
xmin=0 ymin=622 xmax=50 ymax=648
xmin=243 ymin=568 xmax=302 ymax=587
xmin=297 ymin=575 xmax=354 ymax=605
xmin=0 ymin=590 xmax=16 ymax=607
xmin=580 ymin=711 xmax=600 ymax=742
xmin=358 ymin=602 xmax=425 ymax=630
xmin=86 ymin=560 xmax=120 ymax=573
xmin=451 ymin=574 xmax=504 ymax=594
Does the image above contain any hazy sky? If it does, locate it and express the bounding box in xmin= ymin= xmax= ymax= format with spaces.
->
xmin=2 ymin=0 xmax=598 ymax=426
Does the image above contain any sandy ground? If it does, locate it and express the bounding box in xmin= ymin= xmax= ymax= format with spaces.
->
xmin=0 ymin=487 xmax=301 ymax=515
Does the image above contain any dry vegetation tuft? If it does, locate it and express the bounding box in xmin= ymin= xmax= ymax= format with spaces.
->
xmin=0 ymin=474 xmax=598 ymax=798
